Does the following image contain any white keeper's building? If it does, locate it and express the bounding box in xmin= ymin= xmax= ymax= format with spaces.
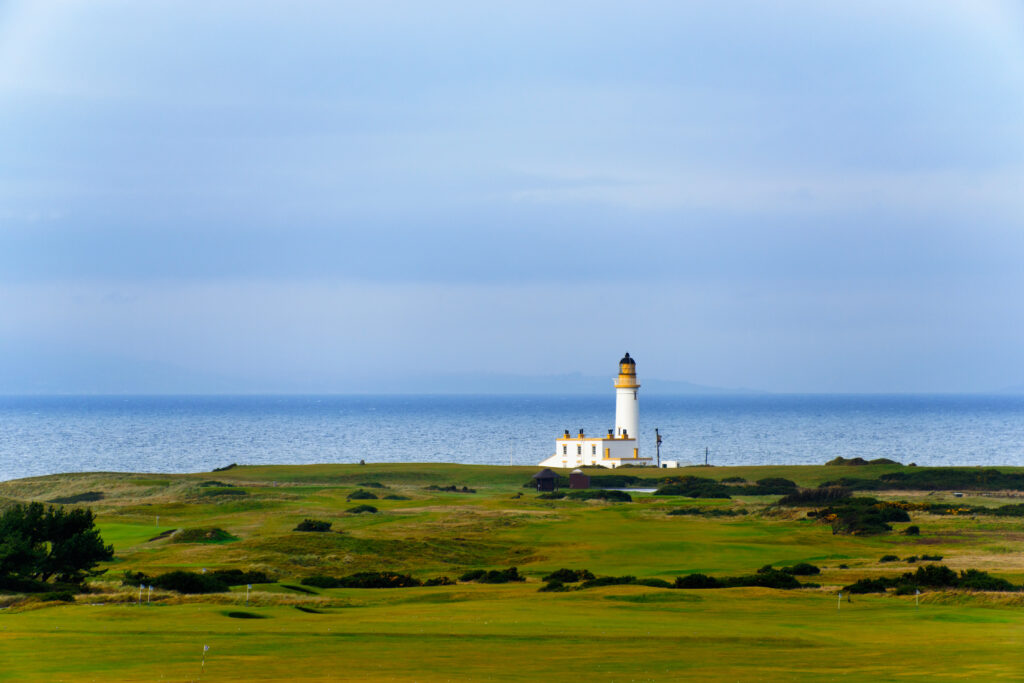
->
xmin=538 ymin=352 xmax=654 ymax=469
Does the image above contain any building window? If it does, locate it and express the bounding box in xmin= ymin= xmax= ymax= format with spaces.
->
xmin=592 ymin=445 xmax=596 ymax=455
xmin=562 ymin=445 xmax=567 ymax=455
xmin=577 ymin=445 xmax=582 ymax=455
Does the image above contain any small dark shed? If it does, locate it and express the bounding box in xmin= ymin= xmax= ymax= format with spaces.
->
xmin=569 ymin=469 xmax=591 ymax=489
xmin=533 ymin=468 xmax=558 ymax=492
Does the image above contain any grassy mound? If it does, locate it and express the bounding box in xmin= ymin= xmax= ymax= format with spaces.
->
xmin=170 ymin=527 xmax=238 ymax=543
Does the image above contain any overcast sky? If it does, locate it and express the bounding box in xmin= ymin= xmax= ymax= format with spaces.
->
xmin=2 ymin=1 xmax=1023 ymax=393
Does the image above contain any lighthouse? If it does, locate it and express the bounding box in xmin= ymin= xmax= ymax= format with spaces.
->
xmin=538 ymin=352 xmax=654 ymax=469
xmin=614 ymin=352 xmax=639 ymax=439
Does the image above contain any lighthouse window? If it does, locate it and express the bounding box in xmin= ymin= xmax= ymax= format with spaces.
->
xmin=562 ymin=445 xmax=567 ymax=455
xmin=577 ymin=445 xmax=582 ymax=455
xmin=592 ymin=444 xmax=596 ymax=455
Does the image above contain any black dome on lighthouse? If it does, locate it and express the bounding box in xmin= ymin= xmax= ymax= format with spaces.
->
xmin=619 ymin=352 xmax=635 ymax=365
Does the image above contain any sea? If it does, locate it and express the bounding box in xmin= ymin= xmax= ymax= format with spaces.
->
xmin=1 ymin=394 xmax=1023 ymax=482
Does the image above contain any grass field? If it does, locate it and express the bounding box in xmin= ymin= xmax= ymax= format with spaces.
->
xmin=2 ymin=463 xmax=1024 ymax=681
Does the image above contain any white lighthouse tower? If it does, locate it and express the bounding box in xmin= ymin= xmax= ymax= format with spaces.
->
xmin=614 ymin=352 xmax=639 ymax=440
xmin=538 ymin=352 xmax=653 ymax=469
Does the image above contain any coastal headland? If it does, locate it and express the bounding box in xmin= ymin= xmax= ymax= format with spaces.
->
xmin=3 ymin=461 xmax=1024 ymax=681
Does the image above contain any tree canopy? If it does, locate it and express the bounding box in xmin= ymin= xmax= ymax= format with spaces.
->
xmin=0 ymin=502 xmax=114 ymax=584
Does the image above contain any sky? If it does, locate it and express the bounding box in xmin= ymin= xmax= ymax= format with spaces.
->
xmin=1 ymin=1 xmax=1023 ymax=393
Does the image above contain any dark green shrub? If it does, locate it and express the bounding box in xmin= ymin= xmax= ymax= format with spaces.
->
xmin=426 ymin=485 xmax=476 ymax=493
xmin=908 ymin=564 xmax=958 ymax=587
xmin=920 ymin=554 xmax=943 ymax=561
xmin=565 ymin=489 xmax=632 ymax=502
xmin=956 ymin=569 xmax=1016 ymax=592
xmin=35 ymin=591 xmax=75 ymax=602
xmin=655 ymin=477 xmax=732 ymax=499
xmin=538 ymin=580 xmax=568 ymax=592
xmin=300 ymin=572 xmax=420 ymax=589
xmin=783 ymin=563 xmax=821 ymax=576
xmin=382 ymin=494 xmax=410 ymax=500
xmin=844 ymin=578 xmax=894 ymax=594
xmin=905 ymin=556 xmax=918 ymax=563
xmin=346 ymin=505 xmax=377 ymax=514
xmin=903 ymin=525 xmax=920 ymax=535
xmin=542 ymin=568 xmax=595 ymax=583
xmin=537 ymin=492 xmax=566 ymax=500
xmin=719 ymin=476 xmax=747 ymax=483
xmin=337 ymin=571 xmax=421 ymax=588
xmin=754 ymin=477 xmax=797 ymax=491
xmin=725 ymin=569 xmax=801 ymax=590
xmin=879 ymin=555 xmax=900 ymax=563
xmin=346 ymin=489 xmax=378 ymax=501
xmin=579 ymin=575 xmax=636 ymax=589
xmin=300 ymin=575 xmax=340 ymax=588
xmin=667 ymin=507 xmax=747 ymax=517
xmin=0 ymin=575 xmax=54 ymax=593
xmin=151 ymin=571 xmax=229 ymax=594
xmin=47 ymin=491 xmax=104 ymax=504
xmin=674 ymin=573 xmax=722 ymax=589
xmin=893 ymin=584 xmax=918 ymax=595
xmin=777 ymin=487 xmax=851 ymax=506
xmin=477 ymin=567 xmax=524 ymax=584
xmin=210 ymin=569 xmax=271 ymax=585
xmin=634 ymin=578 xmax=673 ymax=588
xmin=294 ymin=519 xmax=333 ymax=532
xmin=461 ymin=567 xmax=524 ymax=584
xmin=423 ymin=576 xmax=454 ymax=586
xmin=171 ymin=528 xmax=237 ymax=543
xmin=357 ymin=482 xmax=385 ymax=488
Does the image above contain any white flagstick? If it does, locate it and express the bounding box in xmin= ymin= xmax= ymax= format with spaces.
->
xmin=147 ymin=585 xmax=152 ymax=604
xmin=246 ymin=584 xmax=251 ymax=607
xmin=138 ymin=584 xmax=143 ymax=606
xmin=916 ymin=589 xmax=920 ymax=608
xmin=202 ymin=644 xmax=209 ymax=674
xmin=837 ymin=591 xmax=841 ymax=611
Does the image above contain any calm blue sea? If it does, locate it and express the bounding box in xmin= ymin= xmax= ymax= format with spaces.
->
xmin=1 ymin=394 xmax=1023 ymax=481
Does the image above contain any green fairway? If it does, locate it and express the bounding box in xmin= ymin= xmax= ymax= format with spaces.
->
xmin=3 ymin=462 xmax=1024 ymax=681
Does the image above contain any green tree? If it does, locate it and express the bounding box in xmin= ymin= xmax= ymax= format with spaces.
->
xmin=0 ymin=502 xmax=114 ymax=584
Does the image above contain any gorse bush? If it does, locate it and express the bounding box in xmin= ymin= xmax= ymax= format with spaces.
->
xmin=300 ymin=571 xmax=421 ymax=589
xmin=542 ymin=568 xmax=595 ymax=583
xmin=777 ymin=487 xmax=852 ymax=506
xmin=655 ymin=477 xmax=732 ymax=499
xmin=346 ymin=490 xmax=378 ymax=501
xmin=565 ymin=489 xmax=632 ymax=502
xmin=346 ymin=505 xmax=378 ymax=514
xmin=460 ymin=567 xmax=524 ymax=584
xmin=674 ymin=573 xmax=722 ymax=589
xmin=842 ymin=564 xmax=1019 ymax=594
xmin=667 ymin=507 xmax=748 ymax=517
xmin=294 ymin=519 xmax=332 ymax=532
xmin=150 ymin=571 xmax=229 ymax=594
xmin=124 ymin=569 xmax=265 ymax=594
xmin=806 ymin=498 xmax=911 ymax=535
